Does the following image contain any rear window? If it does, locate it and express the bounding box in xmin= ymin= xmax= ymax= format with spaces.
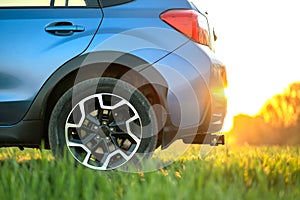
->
xmin=99 ymin=0 xmax=133 ymax=7
xmin=0 ymin=0 xmax=99 ymax=7
xmin=53 ymin=0 xmax=97 ymax=7
xmin=1 ymin=0 xmax=132 ymax=8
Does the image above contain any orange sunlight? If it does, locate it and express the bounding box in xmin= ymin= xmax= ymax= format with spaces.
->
xmin=198 ymin=0 xmax=300 ymax=132
xmin=226 ymin=82 xmax=300 ymax=145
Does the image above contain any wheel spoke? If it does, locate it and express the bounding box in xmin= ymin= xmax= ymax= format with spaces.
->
xmin=66 ymin=101 xmax=86 ymax=129
xmin=66 ymin=122 xmax=80 ymax=129
xmin=110 ymin=131 xmax=128 ymax=136
xmin=77 ymin=101 xmax=86 ymax=126
xmin=101 ymin=149 xmax=130 ymax=169
xmin=126 ymin=115 xmax=140 ymax=143
xmin=67 ymin=140 xmax=91 ymax=154
xmin=82 ymin=151 xmax=92 ymax=166
xmin=109 ymin=121 xmax=127 ymax=127
xmin=98 ymin=94 xmax=127 ymax=110
xmin=110 ymin=99 xmax=127 ymax=110
xmin=86 ymin=114 xmax=100 ymax=126
xmin=81 ymin=133 xmax=97 ymax=145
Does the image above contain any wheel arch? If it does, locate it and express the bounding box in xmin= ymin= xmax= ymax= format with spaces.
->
xmin=23 ymin=51 xmax=168 ymax=147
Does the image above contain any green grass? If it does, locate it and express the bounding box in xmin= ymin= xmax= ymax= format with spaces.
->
xmin=0 ymin=145 xmax=299 ymax=200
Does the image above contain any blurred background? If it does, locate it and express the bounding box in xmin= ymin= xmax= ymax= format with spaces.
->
xmin=198 ymin=0 xmax=300 ymax=145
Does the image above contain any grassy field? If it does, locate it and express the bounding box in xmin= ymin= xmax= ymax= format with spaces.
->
xmin=0 ymin=145 xmax=299 ymax=200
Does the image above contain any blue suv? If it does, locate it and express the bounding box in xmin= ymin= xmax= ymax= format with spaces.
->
xmin=0 ymin=0 xmax=227 ymax=170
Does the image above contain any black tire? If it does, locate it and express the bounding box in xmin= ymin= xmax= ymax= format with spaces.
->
xmin=48 ymin=77 xmax=158 ymax=170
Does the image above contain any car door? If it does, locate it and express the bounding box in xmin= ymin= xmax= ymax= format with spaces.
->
xmin=0 ymin=0 xmax=103 ymax=125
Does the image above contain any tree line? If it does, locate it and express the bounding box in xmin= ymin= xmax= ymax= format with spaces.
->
xmin=228 ymin=82 xmax=300 ymax=145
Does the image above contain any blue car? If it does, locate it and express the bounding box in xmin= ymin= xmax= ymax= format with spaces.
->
xmin=0 ymin=0 xmax=227 ymax=170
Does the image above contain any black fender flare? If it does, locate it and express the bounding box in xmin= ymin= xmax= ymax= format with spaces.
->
xmin=24 ymin=51 xmax=169 ymax=122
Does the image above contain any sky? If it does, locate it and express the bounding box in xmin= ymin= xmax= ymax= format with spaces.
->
xmin=195 ymin=0 xmax=300 ymax=130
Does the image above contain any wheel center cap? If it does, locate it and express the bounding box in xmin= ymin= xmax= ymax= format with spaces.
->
xmin=100 ymin=125 xmax=111 ymax=136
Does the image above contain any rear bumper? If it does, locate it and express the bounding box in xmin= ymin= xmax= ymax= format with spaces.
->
xmin=208 ymin=62 xmax=227 ymax=133
xmin=150 ymin=41 xmax=227 ymax=146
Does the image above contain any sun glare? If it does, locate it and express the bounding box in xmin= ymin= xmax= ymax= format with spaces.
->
xmin=200 ymin=0 xmax=300 ymax=132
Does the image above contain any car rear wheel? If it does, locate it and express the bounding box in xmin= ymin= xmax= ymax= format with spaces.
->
xmin=48 ymin=77 xmax=158 ymax=170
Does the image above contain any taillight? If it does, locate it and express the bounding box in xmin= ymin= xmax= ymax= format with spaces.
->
xmin=160 ymin=9 xmax=210 ymax=47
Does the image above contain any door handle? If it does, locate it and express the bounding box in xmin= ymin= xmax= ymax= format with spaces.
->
xmin=45 ymin=24 xmax=85 ymax=36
